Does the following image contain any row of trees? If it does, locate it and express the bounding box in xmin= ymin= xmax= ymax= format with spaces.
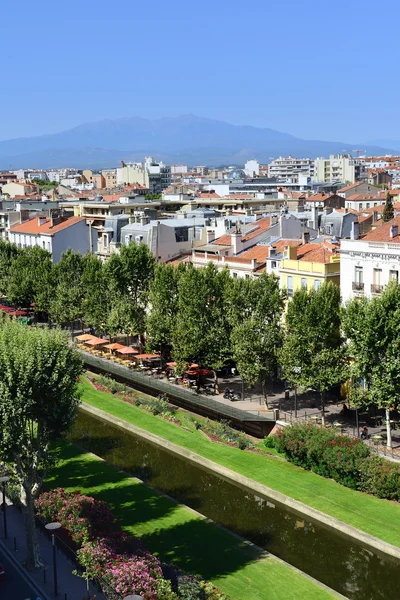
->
xmin=1 ymin=240 xmax=399 ymax=445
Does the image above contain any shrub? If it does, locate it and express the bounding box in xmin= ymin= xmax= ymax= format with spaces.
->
xmin=263 ymin=435 xmax=276 ymax=449
xmin=177 ymin=574 xmax=206 ymax=600
xmin=358 ymin=455 xmax=400 ymax=501
xmin=274 ymin=423 xmax=370 ymax=489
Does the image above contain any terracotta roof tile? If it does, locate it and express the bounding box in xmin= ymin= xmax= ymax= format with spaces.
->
xmin=362 ymin=216 xmax=400 ymax=242
xmin=213 ymin=234 xmax=232 ymax=245
xmin=10 ymin=216 xmax=85 ymax=236
xmin=295 ymin=241 xmax=340 ymax=264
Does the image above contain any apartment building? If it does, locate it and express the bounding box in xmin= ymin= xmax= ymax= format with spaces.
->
xmin=279 ymin=238 xmax=340 ymax=296
xmin=9 ymin=215 xmax=91 ymax=262
xmin=268 ymin=157 xmax=315 ymax=181
xmin=314 ymin=155 xmax=358 ymax=183
xmin=340 ymin=217 xmax=400 ymax=303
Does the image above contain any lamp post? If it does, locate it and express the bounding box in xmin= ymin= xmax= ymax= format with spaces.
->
xmin=0 ymin=476 xmax=10 ymax=539
xmin=45 ymin=522 xmax=61 ymax=596
xmin=292 ymin=367 xmax=301 ymax=418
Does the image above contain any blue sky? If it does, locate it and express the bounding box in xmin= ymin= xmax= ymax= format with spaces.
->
xmin=1 ymin=0 xmax=398 ymax=142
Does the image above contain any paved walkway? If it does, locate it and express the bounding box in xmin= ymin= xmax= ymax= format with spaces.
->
xmin=0 ymin=497 xmax=105 ymax=600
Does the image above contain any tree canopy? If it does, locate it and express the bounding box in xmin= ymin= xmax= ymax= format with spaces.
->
xmin=0 ymin=319 xmax=83 ymax=569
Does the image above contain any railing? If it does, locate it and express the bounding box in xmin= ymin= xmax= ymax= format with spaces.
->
xmin=371 ymin=283 xmax=383 ymax=294
xmin=352 ymin=281 xmax=364 ymax=291
xmin=80 ymin=351 xmax=275 ymax=424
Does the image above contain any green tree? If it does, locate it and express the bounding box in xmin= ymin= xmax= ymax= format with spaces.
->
xmin=147 ymin=263 xmax=185 ymax=357
xmin=279 ymin=283 xmax=348 ymax=423
xmin=230 ymin=275 xmax=284 ymax=405
xmin=0 ymin=320 xmax=83 ymax=570
xmin=104 ymin=243 xmax=155 ymax=336
xmin=342 ymin=281 xmax=400 ymax=447
xmin=48 ymin=249 xmax=85 ymax=329
xmin=0 ymin=240 xmax=20 ymax=297
xmin=81 ymin=253 xmax=110 ymax=332
xmin=382 ymin=191 xmax=394 ymax=223
xmin=7 ymin=246 xmax=53 ymax=310
xmin=172 ymin=264 xmax=232 ymax=384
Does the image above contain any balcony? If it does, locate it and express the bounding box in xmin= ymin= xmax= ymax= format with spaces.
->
xmin=371 ymin=284 xmax=383 ymax=294
xmin=352 ymin=282 xmax=364 ymax=292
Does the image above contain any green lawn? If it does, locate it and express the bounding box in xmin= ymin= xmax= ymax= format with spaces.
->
xmin=48 ymin=441 xmax=335 ymax=600
xmin=80 ymin=377 xmax=400 ymax=548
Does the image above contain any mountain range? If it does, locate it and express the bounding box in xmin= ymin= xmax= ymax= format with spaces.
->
xmin=0 ymin=115 xmax=399 ymax=169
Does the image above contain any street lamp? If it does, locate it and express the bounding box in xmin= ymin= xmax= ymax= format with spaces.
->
xmin=45 ymin=522 xmax=61 ymax=596
xmin=292 ymin=367 xmax=301 ymax=418
xmin=0 ymin=476 xmax=10 ymax=539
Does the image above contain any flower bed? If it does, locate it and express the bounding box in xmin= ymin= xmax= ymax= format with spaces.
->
xmin=36 ymin=488 xmax=229 ymax=600
xmin=268 ymin=423 xmax=400 ymax=501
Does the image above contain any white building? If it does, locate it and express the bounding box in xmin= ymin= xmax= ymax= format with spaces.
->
xmin=9 ymin=215 xmax=92 ymax=262
xmin=340 ymin=218 xmax=400 ymax=303
xmin=268 ymin=157 xmax=314 ymax=181
xmin=244 ymin=159 xmax=260 ymax=177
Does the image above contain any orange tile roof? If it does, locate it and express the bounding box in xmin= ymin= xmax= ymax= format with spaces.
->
xmin=197 ymin=192 xmax=221 ymax=199
xmin=239 ymin=246 xmax=270 ymax=261
xmin=362 ymin=216 xmax=400 ymax=242
xmin=338 ymin=182 xmax=363 ymax=192
xmin=10 ymin=216 xmax=85 ymax=236
xmin=295 ymin=241 xmax=340 ymax=264
xmin=346 ymin=193 xmax=383 ymax=201
xmin=213 ymin=234 xmax=232 ymax=245
xmin=307 ymin=193 xmax=337 ymax=202
xmin=242 ymin=216 xmax=271 ymax=241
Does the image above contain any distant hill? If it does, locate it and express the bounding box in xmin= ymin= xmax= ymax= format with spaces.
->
xmin=0 ymin=115 xmax=397 ymax=168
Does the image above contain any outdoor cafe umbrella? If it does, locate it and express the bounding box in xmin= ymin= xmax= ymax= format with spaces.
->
xmin=85 ymin=337 xmax=109 ymax=347
xmin=76 ymin=334 xmax=96 ymax=342
xmin=116 ymin=347 xmax=140 ymax=355
xmin=104 ymin=343 xmax=126 ymax=351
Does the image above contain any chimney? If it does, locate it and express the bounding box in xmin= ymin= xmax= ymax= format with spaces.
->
xmin=373 ymin=211 xmax=379 ymax=223
xmin=285 ymin=245 xmax=298 ymax=259
xmin=140 ymin=216 xmax=150 ymax=226
xmin=231 ymin=230 xmax=243 ymax=255
xmin=206 ymin=229 xmax=215 ymax=244
xmin=390 ymin=225 xmax=398 ymax=238
xmin=302 ymin=231 xmax=310 ymax=244
xmin=344 ymin=208 xmax=348 ymax=214
xmin=350 ymin=221 xmax=360 ymax=240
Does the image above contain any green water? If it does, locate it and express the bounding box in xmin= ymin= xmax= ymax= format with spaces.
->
xmin=68 ymin=409 xmax=400 ymax=599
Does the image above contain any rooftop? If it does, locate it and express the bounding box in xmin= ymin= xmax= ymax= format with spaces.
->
xmin=10 ymin=216 xmax=85 ymax=236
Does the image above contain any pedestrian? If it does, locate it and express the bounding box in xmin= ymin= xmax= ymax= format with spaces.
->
xmin=231 ymin=366 xmax=237 ymax=377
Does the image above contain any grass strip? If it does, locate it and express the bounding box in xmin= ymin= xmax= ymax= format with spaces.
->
xmin=47 ymin=440 xmax=335 ymax=600
xmin=80 ymin=377 xmax=400 ymax=548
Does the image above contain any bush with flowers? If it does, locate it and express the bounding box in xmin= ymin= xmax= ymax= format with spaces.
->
xmin=272 ymin=422 xmax=400 ymax=501
xmin=36 ymin=488 xmax=230 ymax=600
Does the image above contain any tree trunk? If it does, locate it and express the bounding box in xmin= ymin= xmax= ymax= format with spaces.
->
xmin=386 ymin=407 xmax=392 ymax=448
xmin=262 ymin=380 xmax=269 ymax=408
xmin=321 ymin=391 xmax=325 ymax=426
xmin=20 ymin=486 xmax=43 ymax=571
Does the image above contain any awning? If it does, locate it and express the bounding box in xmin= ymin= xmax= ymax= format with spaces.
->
xmin=135 ymin=354 xmax=161 ymax=360
xmin=104 ymin=343 xmax=126 ymax=350
xmin=85 ymin=337 xmax=109 ymax=346
xmin=116 ymin=347 xmax=139 ymax=355
xmin=8 ymin=310 xmax=28 ymax=317
xmin=76 ymin=334 xmax=96 ymax=341
xmin=186 ymin=368 xmax=213 ymax=376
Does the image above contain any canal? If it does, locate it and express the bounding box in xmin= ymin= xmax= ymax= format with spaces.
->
xmin=67 ymin=408 xmax=400 ymax=599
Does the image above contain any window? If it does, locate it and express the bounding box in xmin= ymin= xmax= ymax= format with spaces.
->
xmin=245 ymin=274 xmax=250 ymax=279
xmin=373 ymin=268 xmax=382 ymax=285
xmin=271 ymin=260 xmax=277 ymax=269
xmin=301 ymin=278 xmax=307 ymax=289
xmin=42 ymin=240 xmax=46 ymax=249
xmin=232 ymin=272 xmax=237 ymax=279
xmin=287 ymin=276 xmax=293 ymax=297
xmin=355 ymin=266 xmax=363 ymax=284
xmin=314 ymin=279 xmax=321 ymax=291
xmin=390 ymin=270 xmax=398 ymax=282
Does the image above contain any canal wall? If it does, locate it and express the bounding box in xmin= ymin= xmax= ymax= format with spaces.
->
xmin=81 ymin=401 xmax=400 ymax=562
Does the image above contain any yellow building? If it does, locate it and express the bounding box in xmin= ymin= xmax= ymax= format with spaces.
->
xmin=280 ymin=241 xmax=340 ymax=296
